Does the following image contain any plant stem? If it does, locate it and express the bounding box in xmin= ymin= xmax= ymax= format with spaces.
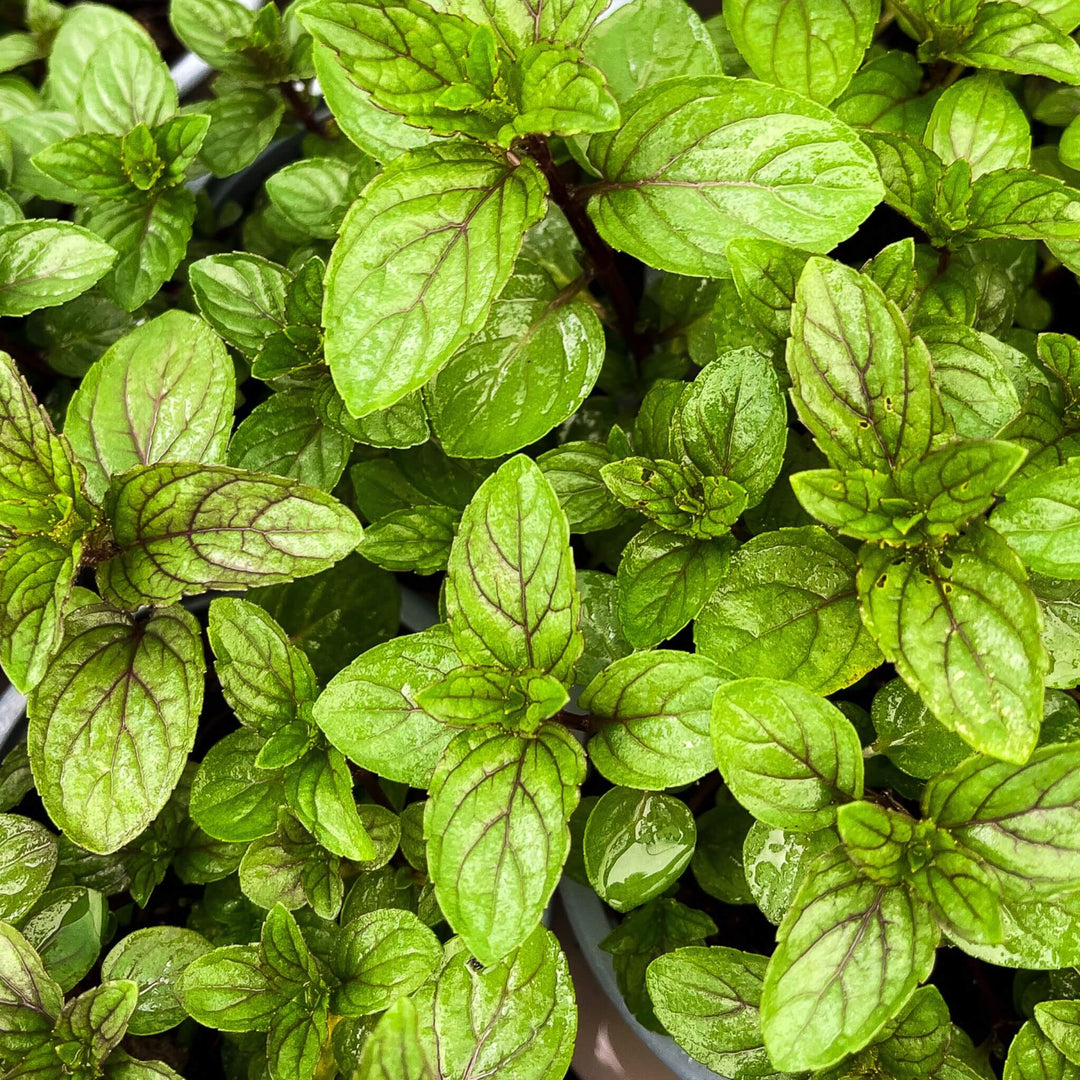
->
xmin=553 ymin=709 xmax=592 ymax=734
xmin=519 ymin=135 xmax=651 ymax=371
xmin=279 ymin=80 xmax=324 ymax=137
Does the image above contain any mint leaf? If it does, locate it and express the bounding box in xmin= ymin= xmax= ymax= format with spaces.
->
xmin=761 ymin=848 xmax=939 ymax=1072
xmin=313 ymin=625 xmax=462 ymax=789
xmin=425 ymin=723 xmax=584 ymax=964
xmin=195 ymin=89 xmax=286 ymax=178
xmin=97 ymin=462 xmax=362 ymax=608
xmin=582 ymin=0 xmax=720 ymax=104
xmin=961 ymin=169 xmax=1080 ymax=243
xmin=586 ymin=75 xmax=882 ymax=275
xmin=228 ymin=389 xmax=351 ymax=493
xmin=329 ymin=909 xmax=440 ymax=1016
xmin=722 ymin=0 xmax=878 ymax=104
xmin=581 ymin=650 xmax=722 ymax=789
xmin=537 ymin=442 xmax=629 ymax=533
xmin=743 ymin=820 xmax=839 ymax=926
xmin=359 ymin=505 xmax=458 ymax=575
xmin=858 ymin=523 xmax=1048 ymax=763
xmin=75 ymin=33 xmax=176 ymax=135
xmin=190 ymin=729 xmax=284 ymax=843
xmin=445 ymin=455 xmax=582 ymax=682
xmin=0 ymin=813 xmax=56 ymax=922
xmin=675 ymin=346 xmax=786 ymax=507
xmin=835 ymin=50 xmax=935 ymax=134
xmin=283 ymin=747 xmax=375 ymax=862
xmin=417 ymin=667 xmax=567 ymax=732
xmin=27 ymin=604 xmax=204 ymax=854
xmin=695 ymin=526 xmax=882 ymax=694
xmin=924 ymin=73 xmax=1031 ymax=178
xmin=1036 ymin=1001 xmax=1080 ymax=1066
xmin=726 ymin=237 xmax=811 ymax=345
xmin=325 ymin=143 xmax=546 ymax=417
xmin=991 ymin=460 xmax=1080 ymax=577
xmin=179 ymin=944 xmax=284 ymax=1032
xmin=646 ymin=946 xmax=773 ymax=1079
xmin=617 ymin=523 xmax=734 ymax=648
xmin=583 ymin=787 xmax=695 ymax=911
xmin=64 ymin=310 xmax=234 ymax=501
xmin=0 ymin=220 xmax=116 ymax=316
xmin=0 ymin=920 xmax=62 ymax=1067
xmin=1004 ymin=1020 xmax=1080 ymax=1080
xmin=711 ymin=677 xmax=864 ymax=830
xmin=788 ymin=256 xmax=949 ymax=472
xmin=870 ymin=678 xmax=972 ymax=780
xmin=426 ymin=261 xmax=603 ymax=458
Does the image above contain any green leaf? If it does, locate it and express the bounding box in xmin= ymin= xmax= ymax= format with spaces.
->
xmin=189 ymin=253 xmax=290 ymax=361
xmin=585 ymin=75 xmax=882 ymax=276
xmin=0 ymin=921 xmax=62 ymax=1068
xmin=169 ymin=0 xmax=257 ymax=74
xmin=743 ymin=821 xmax=838 ymax=925
xmin=0 ymin=813 xmax=56 ymax=922
xmin=788 ymin=256 xmax=948 ymax=473
xmin=858 ymin=523 xmax=1048 ymax=763
xmin=536 ymin=442 xmax=629 ymax=534
xmin=195 ymin=89 xmax=286 ymax=179
xmin=16 ymin=887 xmax=102 ymax=1004
xmin=675 ymin=346 xmax=786 ymax=507
xmin=992 ymin=460 xmax=1080 ymax=578
xmin=81 ymin=187 xmax=195 ymax=311
xmin=324 ymin=143 xmax=546 ymax=417
xmin=1039 ymin=332 xmax=1080 ymax=415
xmin=417 ymin=667 xmax=567 ymax=732
xmin=101 ymin=927 xmax=211 ymax=1036
xmin=359 ymin=505 xmax=458 ymax=576
xmin=266 ymin=157 xmax=366 ymax=241
xmin=0 ymin=535 xmax=79 ymax=694
xmin=97 ymin=462 xmax=362 ymax=608
xmin=500 ymin=41 xmax=619 ymax=143
xmin=581 ymin=650 xmax=722 ymax=789
xmin=56 ymin=979 xmax=138 ymax=1065
xmin=723 ymin=0 xmax=878 ymax=104
xmin=313 ymin=625 xmax=462 ymax=789
xmin=189 ymin=728 xmax=285 ymax=843
xmin=925 ymin=73 xmax=1030 ymax=179
xmin=228 ymin=389 xmax=351 ymax=493
xmin=445 ymin=454 xmax=582 ymax=683
xmin=870 ymin=678 xmax=972 ymax=780
xmin=861 ymin=131 xmax=952 ymax=240
xmin=64 ymin=310 xmax=234 ymax=501
xmin=283 ymin=747 xmax=375 ymax=862
xmin=179 ymin=944 xmax=284 ymax=1033
xmin=1005 ymin=1020 xmax=1080 ymax=1080
xmin=617 ymin=523 xmax=734 ymax=648
xmin=909 ymin=839 xmax=1004 ymax=946
xmin=837 ymin=800 xmax=913 ymax=885
xmin=207 ymin=598 xmax=316 ymax=737
xmin=0 ymin=220 xmax=115 ymax=316
xmin=940 ymin=2 xmax=1080 ymax=83
xmin=924 ymin=741 xmax=1080 ymax=898
xmin=584 ymin=787 xmax=696 ymax=912
xmin=692 ymin=798 xmax=754 ymax=905
xmin=426 ymin=260 xmax=603 ymax=459
xmin=761 ymin=848 xmax=939 ymax=1072
xmin=27 ymin=604 xmax=204 ymax=854
xmin=424 ymin=722 xmax=584 ymax=964
xmin=958 ymin=169 xmax=1080 ymax=243
xmin=726 ymin=237 xmax=811 ymax=346
xmin=711 ymin=677 xmax=864 ymax=831
xmin=1032 ymin=573 xmax=1080 ymax=690
xmin=646 ymin=946 xmax=773 ymax=1079
xmin=835 ymin=50 xmax=935 ymax=135
xmin=791 ymin=467 xmax=917 ymax=543
xmin=574 ymin=569 xmax=633 ymax=687
xmin=75 ymin=33 xmax=176 ymax=134
xmin=330 ymin=909 xmax=440 ymax=1016
xmin=602 ymin=457 xmax=747 ymax=538
xmin=1036 ymin=1002 xmax=1080 ymax=1066
xmin=695 ymin=526 xmax=881 ymax=695
xmin=582 ymin=0 xmax=720 ymax=104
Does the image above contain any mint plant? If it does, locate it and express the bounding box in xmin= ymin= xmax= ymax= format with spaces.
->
xmin=3 ymin=0 xmax=1080 ymax=1076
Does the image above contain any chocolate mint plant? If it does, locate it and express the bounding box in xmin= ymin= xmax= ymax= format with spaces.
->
xmin=0 ymin=0 xmax=1079 ymax=1076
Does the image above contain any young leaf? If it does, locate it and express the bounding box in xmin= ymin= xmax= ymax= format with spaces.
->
xmin=858 ymin=523 xmax=1048 ymax=763
xmin=424 ymin=722 xmax=585 ymax=964
xmin=761 ymin=848 xmax=939 ymax=1072
xmin=0 ymin=220 xmax=116 ymax=316
xmin=324 ymin=143 xmax=547 ymax=417
xmin=617 ymin=524 xmax=735 ymax=648
xmin=695 ymin=526 xmax=882 ymax=695
xmin=837 ymin=800 xmax=913 ymax=885
xmin=788 ymin=256 xmax=949 ymax=472
xmin=313 ymin=625 xmax=462 ymax=789
xmin=991 ymin=460 xmax=1080 ymax=578
xmin=675 ymin=346 xmax=786 ymax=506
xmin=283 ymin=747 xmax=376 ymax=862
xmin=586 ymin=76 xmax=882 ymax=276
xmin=417 ymin=667 xmax=567 ymax=732
xmin=646 ymin=946 xmax=773 ymax=1079
xmin=27 ymin=604 xmax=204 ymax=855
xmin=445 ymin=454 xmax=582 ymax=683
xmin=722 ymin=0 xmax=877 ymax=104
xmin=330 ymin=909 xmax=440 ymax=1016
xmin=97 ymin=462 xmax=362 ymax=608
xmin=425 ymin=260 xmax=603 ymax=459
xmin=64 ymin=310 xmax=234 ymax=501
xmin=711 ymin=677 xmax=865 ymax=830
xmin=580 ymin=650 xmax=722 ymax=789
